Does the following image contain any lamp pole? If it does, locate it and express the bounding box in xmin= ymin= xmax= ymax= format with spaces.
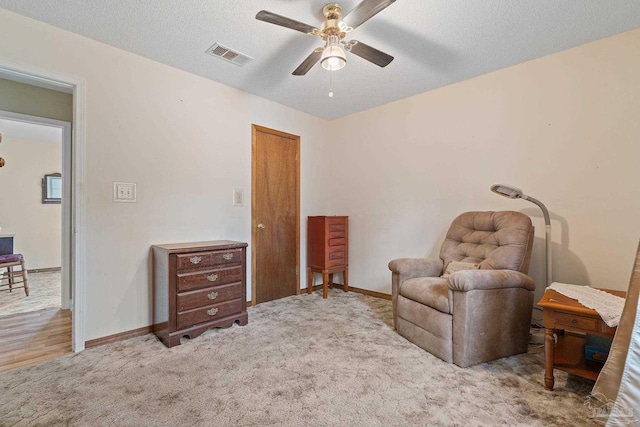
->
xmin=490 ymin=184 xmax=552 ymax=287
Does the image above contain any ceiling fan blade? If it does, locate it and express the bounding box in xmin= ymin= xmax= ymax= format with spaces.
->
xmin=348 ymin=41 xmax=394 ymax=67
xmin=343 ymin=0 xmax=396 ymax=30
xmin=255 ymin=10 xmax=319 ymax=35
xmin=292 ymin=49 xmax=323 ymax=76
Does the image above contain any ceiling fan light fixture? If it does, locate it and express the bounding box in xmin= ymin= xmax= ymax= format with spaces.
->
xmin=256 ymin=1 xmax=396 ymax=76
xmin=320 ymin=36 xmax=346 ymax=71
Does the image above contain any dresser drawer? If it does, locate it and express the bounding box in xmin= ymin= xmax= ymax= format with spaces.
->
xmin=177 ymin=298 xmax=244 ymax=330
xmin=327 ymin=254 xmax=346 ymax=266
xmin=177 ymin=266 xmax=243 ymax=292
xmin=556 ymin=312 xmax=599 ymax=332
xmin=328 ymin=221 xmax=345 ymax=232
xmin=176 ymin=249 xmax=242 ymax=271
xmin=328 ymin=245 xmax=345 ymax=255
xmin=177 ymin=282 xmax=243 ymax=311
xmin=328 ymin=231 xmax=345 ymax=240
xmin=329 ymin=237 xmax=346 ymax=246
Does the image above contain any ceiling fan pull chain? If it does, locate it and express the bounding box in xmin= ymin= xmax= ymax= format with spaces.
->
xmin=329 ymin=69 xmax=334 ymax=98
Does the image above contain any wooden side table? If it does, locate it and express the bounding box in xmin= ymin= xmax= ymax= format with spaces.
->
xmin=538 ymin=288 xmax=625 ymax=390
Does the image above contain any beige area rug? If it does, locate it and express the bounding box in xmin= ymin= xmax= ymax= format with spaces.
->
xmin=0 ymin=271 xmax=61 ymax=317
xmin=0 ymin=290 xmax=600 ymax=426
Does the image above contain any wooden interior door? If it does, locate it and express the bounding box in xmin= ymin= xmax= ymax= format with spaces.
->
xmin=251 ymin=125 xmax=300 ymax=304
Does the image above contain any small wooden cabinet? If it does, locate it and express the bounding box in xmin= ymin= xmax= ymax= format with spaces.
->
xmin=307 ymin=216 xmax=348 ymax=299
xmin=152 ymin=240 xmax=248 ymax=347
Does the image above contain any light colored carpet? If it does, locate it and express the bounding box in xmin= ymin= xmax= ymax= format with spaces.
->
xmin=0 ymin=271 xmax=61 ymax=317
xmin=0 ymin=290 xmax=599 ymax=426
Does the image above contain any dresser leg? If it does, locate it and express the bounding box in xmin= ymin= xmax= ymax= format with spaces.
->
xmin=322 ymin=269 xmax=329 ymax=299
xmin=328 ymin=273 xmax=334 ymax=288
xmin=343 ymin=267 xmax=349 ymax=292
xmin=544 ymin=328 xmax=555 ymax=390
xmin=307 ymin=268 xmax=313 ymax=294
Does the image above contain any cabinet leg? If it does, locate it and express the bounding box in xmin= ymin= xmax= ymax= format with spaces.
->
xmin=328 ymin=273 xmax=334 ymax=288
xmin=343 ymin=267 xmax=349 ymax=292
xmin=307 ymin=268 xmax=313 ymax=294
xmin=322 ymin=270 xmax=329 ymax=299
xmin=544 ymin=328 xmax=555 ymax=390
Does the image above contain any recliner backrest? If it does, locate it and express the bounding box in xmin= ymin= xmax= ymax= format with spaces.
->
xmin=439 ymin=211 xmax=534 ymax=274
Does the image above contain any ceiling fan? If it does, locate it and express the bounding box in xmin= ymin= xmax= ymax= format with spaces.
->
xmin=256 ymin=0 xmax=396 ymax=76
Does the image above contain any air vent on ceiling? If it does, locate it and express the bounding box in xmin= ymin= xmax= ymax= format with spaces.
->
xmin=205 ymin=43 xmax=253 ymax=66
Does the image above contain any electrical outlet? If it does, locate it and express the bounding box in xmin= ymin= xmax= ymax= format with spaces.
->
xmin=113 ymin=182 xmax=136 ymax=203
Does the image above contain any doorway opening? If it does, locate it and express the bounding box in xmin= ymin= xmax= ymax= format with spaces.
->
xmin=0 ymin=59 xmax=86 ymax=355
xmin=0 ymin=113 xmax=69 ymax=317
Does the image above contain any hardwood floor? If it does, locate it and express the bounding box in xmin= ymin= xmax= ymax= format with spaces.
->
xmin=0 ymin=308 xmax=72 ymax=373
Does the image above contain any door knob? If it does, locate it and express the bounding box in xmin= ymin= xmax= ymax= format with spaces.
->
xmin=257 ymin=224 xmax=265 ymax=230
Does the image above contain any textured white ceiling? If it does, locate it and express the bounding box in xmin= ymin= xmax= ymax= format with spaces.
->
xmin=1 ymin=1 xmax=639 ymax=120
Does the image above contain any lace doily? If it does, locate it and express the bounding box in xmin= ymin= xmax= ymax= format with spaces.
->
xmin=548 ymin=282 xmax=625 ymax=327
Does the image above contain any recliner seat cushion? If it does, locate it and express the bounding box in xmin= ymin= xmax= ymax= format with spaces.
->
xmin=399 ymin=277 xmax=451 ymax=314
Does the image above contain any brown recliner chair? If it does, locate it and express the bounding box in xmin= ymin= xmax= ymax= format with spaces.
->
xmin=389 ymin=211 xmax=535 ymax=367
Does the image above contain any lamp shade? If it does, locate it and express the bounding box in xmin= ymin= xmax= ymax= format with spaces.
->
xmin=490 ymin=184 xmax=524 ymax=199
xmin=321 ymin=37 xmax=346 ymax=71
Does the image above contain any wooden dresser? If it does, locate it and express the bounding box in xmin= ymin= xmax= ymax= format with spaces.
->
xmin=307 ymin=216 xmax=348 ymax=299
xmin=152 ymin=240 xmax=248 ymax=347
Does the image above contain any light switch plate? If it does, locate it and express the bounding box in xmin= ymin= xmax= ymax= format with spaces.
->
xmin=233 ymin=188 xmax=244 ymax=207
xmin=113 ymin=182 xmax=136 ymax=202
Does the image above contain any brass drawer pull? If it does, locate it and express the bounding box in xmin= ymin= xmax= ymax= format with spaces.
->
xmin=222 ymin=253 xmax=234 ymax=260
xmin=571 ymin=319 xmax=578 ymax=325
xmin=207 ymin=291 xmax=218 ymax=300
xmin=189 ymin=256 xmax=202 ymax=265
xmin=206 ymin=274 xmax=218 ymax=282
xmin=207 ymin=307 xmax=219 ymax=316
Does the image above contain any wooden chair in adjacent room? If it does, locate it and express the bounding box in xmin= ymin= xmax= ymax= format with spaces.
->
xmin=0 ymin=254 xmax=29 ymax=296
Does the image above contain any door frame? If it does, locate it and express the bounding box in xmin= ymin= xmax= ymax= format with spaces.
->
xmin=0 ymin=58 xmax=87 ymax=352
xmin=250 ymin=124 xmax=300 ymax=305
xmin=0 ymin=110 xmax=71 ymax=310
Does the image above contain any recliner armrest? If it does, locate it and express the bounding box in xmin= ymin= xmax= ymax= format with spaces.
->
xmin=447 ymin=269 xmax=535 ymax=292
xmin=389 ymin=257 xmax=443 ymax=330
xmin=388 ymin=257 xmax=443 ymax=279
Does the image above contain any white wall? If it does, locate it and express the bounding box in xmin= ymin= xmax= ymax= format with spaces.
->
xmin=326 ymin=28 xmax=640 ymax=305
xmin=0 ymin=9 xmax=330 ymax=340
xmin=2 ymin=7 xmax=638 ymax=341
xmin=0 ymin=135 xmax=62 ymax=269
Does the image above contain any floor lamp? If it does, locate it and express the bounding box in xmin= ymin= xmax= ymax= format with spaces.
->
xmin=490 ymin=184 xmax=552 ymax=287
